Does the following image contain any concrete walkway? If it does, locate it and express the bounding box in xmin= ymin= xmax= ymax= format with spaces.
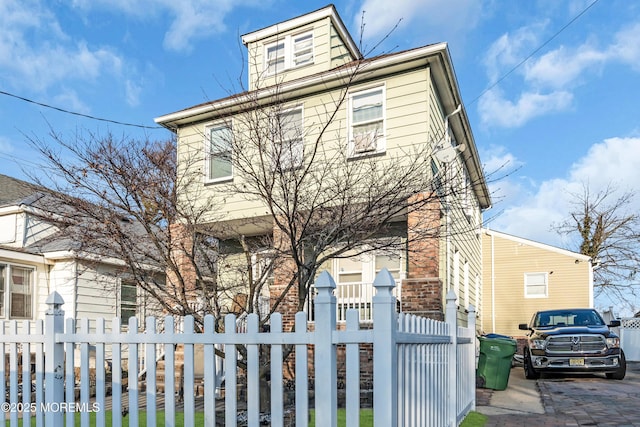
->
xmin=476 ymin=367 xmax=544 ymax=417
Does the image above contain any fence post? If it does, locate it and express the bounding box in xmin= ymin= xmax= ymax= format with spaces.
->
xmin=445 ymin=290 xmax=458 ymax=427
xmin=44 ymin=292 xmax=65 ymax=427
xmin=373 ymin=268 xmax=397 ymax=427
xmin=314 ymin=270 xmax=337 ymax=427
xmin=467 ymin=305 xmax=477 ymax=412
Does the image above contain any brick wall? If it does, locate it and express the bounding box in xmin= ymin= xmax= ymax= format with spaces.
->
xmin=271 ymin=222 xmax=300 ymax=330
xmin=404 ymin=193 xmax=444 ymax=320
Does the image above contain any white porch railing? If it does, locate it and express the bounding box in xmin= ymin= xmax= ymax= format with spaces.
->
xmin=0 ymin=269 xmax=475 ymax=427
xmin=306 ymin=281 xmax=402 ymax=322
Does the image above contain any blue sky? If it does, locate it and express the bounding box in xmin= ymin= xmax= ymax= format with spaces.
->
xmin=1 ymin=1 xmax=639 ymax=311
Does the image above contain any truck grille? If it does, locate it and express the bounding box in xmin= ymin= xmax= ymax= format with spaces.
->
xmin=547 ymin=335 xmax=606 ymax=354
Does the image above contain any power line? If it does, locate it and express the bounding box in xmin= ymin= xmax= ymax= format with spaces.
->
xmin=0 ymin=89 xmax=162 ymax=130
xmin=0 ymin=0 xmax=600 ymax=129
xmin=468 ymin=0 xmax=601 ymax=106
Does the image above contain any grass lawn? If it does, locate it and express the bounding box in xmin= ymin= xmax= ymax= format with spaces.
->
xmin=5 ymin=411 xmax=205 ymax=426
xmin=460 ymin=411 xmax=488 ymax=427
xmin=8 ymin=408 xmax=484 ymax=426
xmin=309 ymin=408 xmax=374 ymax=426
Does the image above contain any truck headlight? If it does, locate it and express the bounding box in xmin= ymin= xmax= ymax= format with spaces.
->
xmin=606 ymin=337 xmax=620 ymax=348
xmin=530 ymin=339 xmax=547 ymax=350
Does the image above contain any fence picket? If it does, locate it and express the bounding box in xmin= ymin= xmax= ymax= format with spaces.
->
xmin=295 ymin=311 xmax=309 ymax=427
xmin=0 ymin=271 xmax=476 ymax=427
xmin=163 ymin=316 xmax=176 ymax=427
xmin=224 ymin=314 xmax=238 ymax=427
xmin=64 ymin=318 xmax=74 ymax=427
xmin=111 ymin=318 xmax=122 ymax=427
xmin=127 ymin=317 xmax=139 ymax=427
xmin=9 ymin=321 xmax=18 ymax=427
xmin=204 ymin=315 xmax=216 ymax=427
xmin=79 ymin=318 xmax=89 ymax=426
xmin=145 ymin=317 xmax=157 ymax=427
xmin=270 ymin=314 xmax=284 ymax=427
xmin=33 ymin=320 xmax=44 ymax=427
xmin=95 ymin=318 xmax=106 ymax=427
xmin=247 ymin=314 xmax=260 ymax=427
xmin=345 ymin=309 xmax=360 ymax=427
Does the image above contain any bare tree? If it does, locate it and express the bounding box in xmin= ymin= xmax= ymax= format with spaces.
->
xmin=25 ymin=41 xmax=482 ymax=332
xmin=553 ymin=183 xmax=640 ymax=314
xmin=25 ymin=131 xmax=258 ymax=329
xmin=177 ymin=57 xmax=481 ymax=321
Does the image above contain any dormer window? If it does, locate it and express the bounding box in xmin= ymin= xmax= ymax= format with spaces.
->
xmin=264 ymin=31 xmax=314 ymax=75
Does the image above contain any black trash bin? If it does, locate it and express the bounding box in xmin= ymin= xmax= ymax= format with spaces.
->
xmin=477 ymin=335 xmax=517 ymax=390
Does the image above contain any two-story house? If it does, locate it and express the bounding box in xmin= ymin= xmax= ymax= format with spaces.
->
xmin=155 ymin=5 xmax=491 ymax=325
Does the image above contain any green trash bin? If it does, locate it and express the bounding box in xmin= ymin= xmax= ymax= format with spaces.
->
xmin=477 ymin=335 xmax=517 ymax=390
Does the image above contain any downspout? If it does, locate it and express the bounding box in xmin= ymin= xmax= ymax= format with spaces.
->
xmin=491 ymin=232 xmax=496 ymax=333
xmin=21 ymin=209 xmax=28 ymax=247
xmin=445 ymin=202 xmax=450 ymax=294
xmin=588 ymin=259 xmax=594 ymax=308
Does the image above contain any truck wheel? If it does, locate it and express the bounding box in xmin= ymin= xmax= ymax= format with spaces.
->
xmin=524 ymin=349 xmax=540 ymax=380
xmin=606 ymin=351 xmax=626 ymax=380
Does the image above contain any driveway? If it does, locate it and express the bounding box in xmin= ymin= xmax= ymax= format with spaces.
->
xmin=477 ymin=361 xmax=640 ymax=426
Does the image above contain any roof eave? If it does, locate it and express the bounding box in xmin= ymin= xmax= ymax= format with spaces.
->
xmin=240 ymin=5 xmax=361 ymax=60
xmin=155 ymin=43 xmax=450 ymax=128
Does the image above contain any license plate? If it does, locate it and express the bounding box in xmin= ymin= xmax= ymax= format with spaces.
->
xmin=569 ymin=358 xmax=585 ymax=366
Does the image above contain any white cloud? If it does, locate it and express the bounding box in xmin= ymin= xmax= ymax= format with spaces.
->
xmin=610 ymin=22 xmax=640 ymax=71
xmin=480 ymin=15 xmax=640 ymax=128
xmin=0 ymin=1 xmax=124 ymax=92
xmin=125 ymin=80 xmax=142 ymax=107
xmin=483 ymin=23 xmax=545 ymax=84
xmin=52 ymin=90 xmax=91 ymax=115
xmin=160 ymin=0 xmax=233 ymax=52
xmin=487 ymin=136 xmax=640 ymax=248
xmin=568 ymin=137 xmax=640 ymax=193
xmin=356 ymin=0 xmax=482 ymax=47
xmin=0 ymin=136 xmax=15 ymax=154
xmin=479 ymin=89 xmax=573 ymax=128
xmin=71 ymin=0 xmax=264 ymax=53
xmin=524 ymin=43 xmax=608 ymax=88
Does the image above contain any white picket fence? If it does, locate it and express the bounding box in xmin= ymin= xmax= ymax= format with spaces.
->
xmin=0 ymin=268 xmax=475 ymax=427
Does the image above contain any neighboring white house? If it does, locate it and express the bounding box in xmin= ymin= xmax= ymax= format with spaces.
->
xmin=0 ymin=174 xmax=157 ymax=329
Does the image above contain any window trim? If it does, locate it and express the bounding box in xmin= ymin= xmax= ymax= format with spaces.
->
xmin=118 ymin=279 xmax=138 ymax=323
xmin=272 ymin=106 xmax=304 ymax=170
xmin=264 ymin=30 xmax=314 ymax=75
xmin=524 ymin=272 xmax=548 ymax=299
xmin=204 ymin=122 xmax=233 ymax=183
xmin=347 ymin=85 xmax=386 ymax=157
xmin=0 ymin=263 xmax=35 ymax=320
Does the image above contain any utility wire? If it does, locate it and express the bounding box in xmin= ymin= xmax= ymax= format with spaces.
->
xmin=0 ymin=89 xmax=162 ymax=130
xmin=0 ymin=0 xmax=600 ymax=128
xmin=467 ymin=0 xmax=601 ymax=106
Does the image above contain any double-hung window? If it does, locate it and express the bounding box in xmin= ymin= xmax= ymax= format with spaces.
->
xmin=525 ymin=272 xmax=548 ymax=298
xmin=205 ymin=124 xmax=233 ymax=182
xmin=348 ymin=87 xmax=385 ymax=156
xmin=292 ymin=32 xmax=313 ymax=66
xmin=0 ymin=264 xmax=33 ymax=319
xmin=272 ymin=107 xmax=303 ymax=170
xmin=264 ymin=31 xmax=314 ymax=75
xmin=266 ymin=42 xmax=285 ymax=74
xmin=119 ymin=280 xmax=137 ymax=322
